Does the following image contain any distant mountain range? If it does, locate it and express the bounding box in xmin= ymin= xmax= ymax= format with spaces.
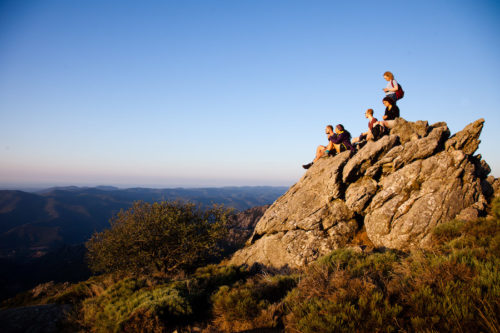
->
xmin=0 ymin=188 xmax=274 ymax=302
xmin=0 ymin=186 xmax=287 ymax=259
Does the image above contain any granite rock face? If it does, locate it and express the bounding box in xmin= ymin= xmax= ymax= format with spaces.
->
xmin=231 ymin=118 xmax=494 ymax=269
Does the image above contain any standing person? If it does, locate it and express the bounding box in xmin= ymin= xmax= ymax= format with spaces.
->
xmin=383 ymin=71 xmax=399 ymax=103
xmin=378 ymin=97 xmax=400 ymax=129
xmin=353 ymin=108 xmax=378 ymax=143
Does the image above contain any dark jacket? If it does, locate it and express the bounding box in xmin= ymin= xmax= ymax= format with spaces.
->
xmin=384 ymin=105 xmax=400 ymax=120
xmin=329 ymin=131 xmax=355 ymax=152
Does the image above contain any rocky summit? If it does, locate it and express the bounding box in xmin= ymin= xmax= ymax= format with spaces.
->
xmin=231 ymin=118 xmax=498 ymax=269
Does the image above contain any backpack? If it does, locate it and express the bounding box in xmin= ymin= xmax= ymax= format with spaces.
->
xmin=371 ymin=124 xmax=388 ymax=141
xmin=391 ymin=80 xmax=405 ymax=100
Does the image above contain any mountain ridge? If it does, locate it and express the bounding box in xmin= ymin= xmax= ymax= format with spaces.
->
xmin=0 ymin=186 xmax=287 ymax=259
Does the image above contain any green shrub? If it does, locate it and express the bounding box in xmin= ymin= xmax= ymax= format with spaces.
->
xmin=285 ymin=249 xmax=402 ymax=332
xmin=86 ymin=201 xmax=231 ymax=274
xmin=433 ymin=219 xmax=466 ymax=244
xmin=493 ymin=196 xmax=500 ymax=220
xmin=49 ymin=273 xmax=123 ymax=305
xmin=76 ymin=264 xmax=252 ymax=332
xmin=284 ymin=215 xmax=500 ymax=332
xmin=177 ymin=264 xmax=251 ymax=319
xmin=213 ymin=285 xmax=264 ymax=321
xmin=212 ymin=274 xmax=298 ymax=331
xmin=190 ymin=264 xmax=249 ymax=290
xmin=81 ymin=277 xmax=193 ymax=332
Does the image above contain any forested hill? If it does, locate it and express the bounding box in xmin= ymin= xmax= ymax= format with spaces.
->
xmin=0 ymin=186 xmax=287 ymax=258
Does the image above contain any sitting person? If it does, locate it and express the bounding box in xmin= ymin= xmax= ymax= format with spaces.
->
xmin=330 ymin=124 xmax=356 ymax=154
xmin=377 ymin=97 xmax=400 ymax=129
xmin=302 ymin=124 xmax=355 ymax=169
xmin=353 ymin=108 xmax=378 ymax=144
xmin=302 ymin=125 xmax=335 ymax=169
xmin=382 ymin=71 xmax=399 ymax=104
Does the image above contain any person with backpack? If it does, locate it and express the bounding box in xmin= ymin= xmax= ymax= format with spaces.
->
xmin=302 ymin=124 xmax=355 ymax=169
xmin=383 ymin=71 xmax=404 ymax=103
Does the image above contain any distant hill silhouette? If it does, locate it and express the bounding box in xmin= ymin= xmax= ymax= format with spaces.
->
xmin=0 ymin=202 xmax=270 ymax=302
xmin=0 ymin=186 xmax=287 ymax=259
xmin=0 ymin=244 xmax=90 ymax=301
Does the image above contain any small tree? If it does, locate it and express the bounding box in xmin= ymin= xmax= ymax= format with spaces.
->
xmin=86 ymin=201 xmax=230 ymax=274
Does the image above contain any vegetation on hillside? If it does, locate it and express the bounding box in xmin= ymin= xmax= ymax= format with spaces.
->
xmin=2 ymin=198 xmax=499 ymax=332
xmin=86 ymin=201 xmax=231 ymax=274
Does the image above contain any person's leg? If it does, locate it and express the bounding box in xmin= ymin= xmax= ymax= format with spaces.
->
xmin=376 ymin=120 xmax=393 ymax=129
xmin=387 ymin=93 xmax=397 ymax=104
xmin=332 ymin=143 xmax=342 ymax=154
xmin=303 ymin=145 xmax=326 ymax=169
xmin=366 ymin=130 xmax=374 ymax=141
xmin=313 ymin=145 xmax=327 ymax=163
xmin=384 ymin=120 xmax=396 ymax=129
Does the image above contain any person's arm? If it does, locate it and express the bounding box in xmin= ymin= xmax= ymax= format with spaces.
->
xmin=326 ymin=140 xmax=334 ymax=151
xmin=368 ymin=118 xmax=378 ymax=130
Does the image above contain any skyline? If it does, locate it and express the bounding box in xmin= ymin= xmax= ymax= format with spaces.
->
xmin=1 ymin=1 xmax=500 ymax=189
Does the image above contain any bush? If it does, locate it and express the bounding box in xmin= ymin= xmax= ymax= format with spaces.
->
xmin=49 ymin=273 xmax=124 ymax=305
xmin=80 ymin=277 xmax=193 ymax=332
xmin=77 ymin=264 xmax=249 ymax=332
xmin=189 ymin=264 xmax=249 ymax=293
xmin=284 ymin=215 xmax=500 ymax=333
xmin=212 ymin=274 xmax=297 ymax=332
xmin=285 ymin=249 xmax=402 ymax=332
xmin=493 ymin=196 xmax=500 ymax=220
xmin=86 ymin=201 xmax=231 ymax=274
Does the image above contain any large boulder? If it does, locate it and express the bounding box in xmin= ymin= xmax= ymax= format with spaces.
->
xmin=364 ymin=150 xmax=485 ymax=248
xmin=445 ymin=118 xmax=484 ymax=155
xmin=231 ymin=151 xmax=359 ymax=267
xmin=389 ymin=118 xmax=429 ymax=144
xmin=365 ymin=124 xmax=450 ymax=178
xmin=342 ymin=135 xmax=400 ymax=183
xmin=230 ymin=118 xmax=493 ymax=269
xmin=250 ymin=151 xmax=351 ymax=237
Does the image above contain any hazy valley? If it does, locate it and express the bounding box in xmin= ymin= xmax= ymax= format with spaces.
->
xmin=0 ymin=186 xmax=285 ymax=300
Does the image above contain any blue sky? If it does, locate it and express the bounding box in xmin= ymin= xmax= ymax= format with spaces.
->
xmin=1 ymin=0 xmax=499 ymax=188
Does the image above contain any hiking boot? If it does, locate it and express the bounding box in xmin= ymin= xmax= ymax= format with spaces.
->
xmin=302 ymin=162 xmax=313 ymax=169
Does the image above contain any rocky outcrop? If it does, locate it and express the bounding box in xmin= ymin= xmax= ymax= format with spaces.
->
xmin=231 ymin=118 xmax=495 ymax=269
xmin=445 ymin=118 xmax=484 ymax=154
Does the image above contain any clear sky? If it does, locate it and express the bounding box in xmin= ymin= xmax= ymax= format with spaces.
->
xmin=1 ymin=0 xmax=499 ymax=188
